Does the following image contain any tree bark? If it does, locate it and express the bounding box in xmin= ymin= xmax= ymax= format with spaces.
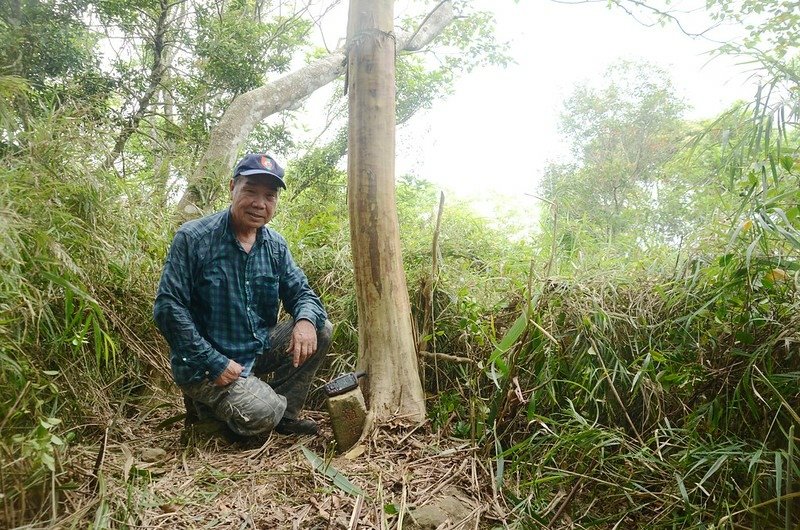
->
xmin=176 ymin=0 xmax=455 ymax=217
xmin=347 ymin=0 xmax=425 ymax=422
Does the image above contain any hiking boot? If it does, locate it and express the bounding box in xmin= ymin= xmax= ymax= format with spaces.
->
xmin=275 ymin=417 xmax=318 ymax=436
xmin=183 ymin=394 xmax=200 ymax=426
xmin=183 ymin=394 xmax=215 ymax=426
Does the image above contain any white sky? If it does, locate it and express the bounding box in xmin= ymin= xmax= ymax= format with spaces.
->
xmin=304 ymin=0 xmax=759 ymax=224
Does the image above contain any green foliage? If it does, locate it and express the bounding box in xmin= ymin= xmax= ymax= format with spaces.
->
xmin=0 ymin=0 xmax=113 ymax=131
xmin=0 ymin=0 xmax=96 ymax=84
xmin=477 ymin=12 xmax=798 ymax=527
xmin=3 ymin=1 xmax=798 ymax=528
xmin=429 ymin=257 xmax=800 ymax=527
xmin=541 ymin=60 xmax=689 ymax=248
xmin=710 ymin=0 xmax=800 ymax=58
xmin=396 ymin=55 xmax=454 ymax=124
xmin=0 ymin=105 xmax=170 ymax=526
xmin=195 ymin=3 xmax=312 ymax=95
xmin=428 ymin=11 xmax=800 ymax=526
xmin=432 ymin=5 xmax=513 ymax=73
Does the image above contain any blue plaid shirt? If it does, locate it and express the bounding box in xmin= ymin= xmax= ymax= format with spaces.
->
xmin=153 ymin=208 xmax=327 ymax=385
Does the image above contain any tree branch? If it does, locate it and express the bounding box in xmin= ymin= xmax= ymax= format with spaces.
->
xmin=103 ymin=0 xmax=171 ymax=170
xmin=550 ymin=0 xmax=725 ymax=42
xmin=176 ymin=0 xmax=456 ymax=217
xmin=419 ymin=350 xmax=475 ymax=364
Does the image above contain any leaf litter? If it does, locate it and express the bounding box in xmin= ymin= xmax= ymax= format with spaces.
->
xmin=58 ymin=399 xmax=505 ymax=529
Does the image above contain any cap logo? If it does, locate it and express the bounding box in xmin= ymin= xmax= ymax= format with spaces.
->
xmin=260 ymin=155 xmax=273 ymax=170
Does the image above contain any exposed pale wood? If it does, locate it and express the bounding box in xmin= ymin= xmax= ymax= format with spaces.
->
xmin=419 ymin=350 xmax=475 ymax=364
xmin=346 ymin=0 xmax=425 ymax=422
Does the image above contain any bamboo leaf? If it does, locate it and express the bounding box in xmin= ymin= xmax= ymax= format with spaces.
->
xmin=93 ymin=316 xmax=103 ymax=365
xmin=301 ymin=445 xmax=363 ymax=497
xmin=488 ymin=309 xmax=528 ymax=365
xmin=675 ymin=472 xmax=690 ymax=504
xmin=485 ymin=307 xmax=529 ymax=386
xmin=749 ymin=446 xmax=764 ymax=473
xmin=41 ymin=271 xmax=101 ymax=309
xmin=780 ymin=155 xmax=794 ymax=172
xmin=494 ymin=436 xmax=505 ymax=490
xmin=698 ymin=454 xmax=728 ymax=488
xmin=787 ymin=425 xmax=795 ymax=530
xmin=776 ymin=451 xmax=783 ymax=511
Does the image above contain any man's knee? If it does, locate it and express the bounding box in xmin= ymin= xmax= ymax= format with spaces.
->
xmin=217 ymin=377 xmax=287 ymax=436
xmin=318 ymin=319 xmax=333 ymax=351
xmin=305 ymin=319 xmax=332 ymax=368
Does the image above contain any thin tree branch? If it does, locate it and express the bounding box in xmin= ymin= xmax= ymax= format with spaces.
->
xmin=103 ymin=0 xmax=171 ymax=170
xmin=549 ymin=0 xmax=726 ymax=43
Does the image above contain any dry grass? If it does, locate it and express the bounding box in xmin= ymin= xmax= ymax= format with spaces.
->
xmin=50 ymin=392 xmax=511 ymax=530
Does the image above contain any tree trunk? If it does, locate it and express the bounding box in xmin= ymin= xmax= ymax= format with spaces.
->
xmin=176 ymin=0 xmax=455 ymax=218
xmin=346 ymin=0 xmax=425 ymax=423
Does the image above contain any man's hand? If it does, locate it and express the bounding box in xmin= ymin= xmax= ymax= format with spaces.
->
xmin=213 ymin=359 xmax=243 ymax=386
xmin=288 ymin=319 xmax=317 ymax=368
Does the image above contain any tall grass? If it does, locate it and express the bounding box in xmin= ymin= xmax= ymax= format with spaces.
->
xmin=0 ymin=107 xmax=170 ymax=527
xmin=1 ymin=62 xmax=797 ymax=528
xmin=485 ymin=263 xmax=800 ymax=527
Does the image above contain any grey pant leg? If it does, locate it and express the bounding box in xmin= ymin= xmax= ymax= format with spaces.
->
xmin=181 ymin=377 xmax=287 ymax=437
xmin=253 ymin=319 xmax=333 ymax=419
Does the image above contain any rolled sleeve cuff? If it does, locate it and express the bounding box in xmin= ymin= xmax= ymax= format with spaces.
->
xmin=294 ymin=309 xmax=323 ymax=331
xmin=205 ymin=351 xmax=231 ymax=382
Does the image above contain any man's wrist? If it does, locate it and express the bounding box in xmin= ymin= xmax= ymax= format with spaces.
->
xmin=294 ymin=310 xmax=322 ymax=330
xmin=205 ymin=353 xmax=230 ymax=382
xmin=294 ymin=315 xmax=316 ymax=329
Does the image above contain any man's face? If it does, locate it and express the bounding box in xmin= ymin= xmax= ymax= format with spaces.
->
xmin=229 ymin=175 xmax=280 ymax=232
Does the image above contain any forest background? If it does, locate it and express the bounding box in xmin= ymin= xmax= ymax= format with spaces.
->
xmin=1 ymin=0 xmax=799 ymax=528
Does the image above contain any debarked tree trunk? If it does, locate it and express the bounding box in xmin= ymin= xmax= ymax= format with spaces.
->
xmin=346 ymin=0 xmax=425 ymax=423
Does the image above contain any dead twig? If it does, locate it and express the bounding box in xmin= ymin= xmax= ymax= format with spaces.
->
xmin=547 ymin=462 xmax=597 ymax=528
xmin=419 ymin=350 xmax=475 ymax=364
xmin=88 ymin=426 xmax=109 ymax=494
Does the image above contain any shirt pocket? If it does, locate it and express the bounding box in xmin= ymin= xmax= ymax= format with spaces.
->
xmin=252 ymin=273 xmax=279 ymax=325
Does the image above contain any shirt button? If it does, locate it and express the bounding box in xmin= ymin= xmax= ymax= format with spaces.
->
xmin=245 ymin=281 xmax=249 ymax=285
xmin=205 ymin=371 xmax=209 ymax=375
xmin=182 ymin=357 xmax=187 ymax=362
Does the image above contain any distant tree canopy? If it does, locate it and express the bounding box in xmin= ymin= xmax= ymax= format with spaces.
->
xmin=537 ymin=0 xmax=800 ymax=267
xmin=540 ymin=61 xmax=692 ymax=248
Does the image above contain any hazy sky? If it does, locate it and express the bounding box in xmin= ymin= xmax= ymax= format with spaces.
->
xmin=306 ymin=0 xmax=759 ymax=221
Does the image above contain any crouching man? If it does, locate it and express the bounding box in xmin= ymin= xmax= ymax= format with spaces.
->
xmin=154 ymin=153 xmax=331 ymax=437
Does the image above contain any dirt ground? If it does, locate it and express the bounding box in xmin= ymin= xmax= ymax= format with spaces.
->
xmin=57 ymin=397 xmax=512 ymax=530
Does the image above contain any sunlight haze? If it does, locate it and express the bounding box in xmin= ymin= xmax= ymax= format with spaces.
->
xmin=304 ymin=1 xmax=759 ymax=224
xmin=405 ymin=1 xmax=755 ymax=216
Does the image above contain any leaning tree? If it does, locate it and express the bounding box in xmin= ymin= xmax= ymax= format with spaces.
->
xmin=177 ymin=1 xmax=456 ymax=216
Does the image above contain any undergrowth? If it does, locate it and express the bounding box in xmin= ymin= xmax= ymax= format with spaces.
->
xmin=0 ymin=108 xmax=171 ymax=527
xmin=478 ymin=264 xmax=800 ymax=528
xmin=2 ymin=86 xmax=799 ymax=530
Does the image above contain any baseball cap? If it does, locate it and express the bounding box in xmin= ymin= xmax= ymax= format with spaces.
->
xmin=233 ymin=153 xmax=286 ymax=189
